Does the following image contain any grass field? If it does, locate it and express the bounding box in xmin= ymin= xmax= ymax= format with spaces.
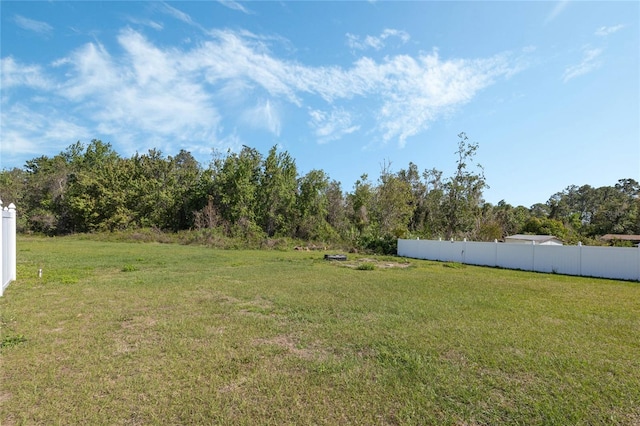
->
xmin=1 ymin=236 xmax=639 ymax=425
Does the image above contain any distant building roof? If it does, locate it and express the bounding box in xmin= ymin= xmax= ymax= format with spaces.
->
xmin=601 ymin=234 xmax=640 ymax=242
xmin=504 ymin=234 xmax=563 ymax=245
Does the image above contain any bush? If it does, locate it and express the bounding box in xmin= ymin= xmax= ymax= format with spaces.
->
xmin=356 ymin=234 xmax=398 ymax=255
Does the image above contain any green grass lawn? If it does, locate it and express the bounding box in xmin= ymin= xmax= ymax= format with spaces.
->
xmin=1 ymin=236 xmax=639 ymax=425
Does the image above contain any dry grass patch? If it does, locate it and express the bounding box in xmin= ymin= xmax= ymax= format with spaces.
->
xmin=253 ymin=334 xmax=330 ymax=361
xmin=340 ymin=256 xmax=412 ymax=270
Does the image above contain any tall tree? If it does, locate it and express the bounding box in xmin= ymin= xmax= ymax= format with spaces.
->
xmin=347 ymin=174 xmax=375 ymax=236
xmin=211 ymin=146 xmax=263 ymax=235
xmin=22 ymin=154 xmax=72 ymax=234
xmin=257 ymin=146 xmax=298 ymax=237
xmin=64 ymin=140 xmax=130 ymax=232
xmin=441 ymin=133 xmax=488 ymax=239
xmin=374 ymin=163 xmax=414 ymax=237
xmin=296 ymin=169 xmax=332 ymax=240
xmin=325 ymin=180 xmax=348 ymax=236
xmin=398 ymin=162 xmax=428 ymax=233
xmin=422 ymin=167 xmax=445 ymax=238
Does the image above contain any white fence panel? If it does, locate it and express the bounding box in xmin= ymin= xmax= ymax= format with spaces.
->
xmin=533 ymin=245 xmax=580 ymax=275
xmin=397 ymin=239 xmax=427 ymax=259
xmin=1 ymin=200 xmax=17 ymax=297
xmin=464 ymin=241 xmax=497 ymax=267
xmin=496 ymin=243 xmax=534 ymax=271
xmin=440 ymin=241 xmax=465 ymax=263
xmin=581 ymin=246 xmax=639 ymax=281
xmin=398 ymin=239 xmax=640 ymax=281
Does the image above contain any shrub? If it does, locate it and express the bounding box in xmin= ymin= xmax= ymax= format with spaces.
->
xmin=356 ymin=263 xmax=376 ymax=271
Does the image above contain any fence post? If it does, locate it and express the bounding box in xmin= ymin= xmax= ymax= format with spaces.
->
xmin=637 ymin=244 xmax=640 ymax=282
xmin=462 ymin=238 xmax=467 ymax=264
xmin=0 ymin=199 xmax=3 ymax=296
xmin=578 ymin=242 xmax=582 ymax=278
xmin=1 ymin=201 xmax=17 ymax=296
xmin=531 ymin=240 xmax=536 ymax=271
xmin=7 ymin=203 xmax=16 ymax=281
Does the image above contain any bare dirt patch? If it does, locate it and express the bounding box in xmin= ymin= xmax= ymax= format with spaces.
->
xmin=253 ymin=335 xmax=328 ymax=361
xmin=343 ymin=258 xmax=411 ymax=269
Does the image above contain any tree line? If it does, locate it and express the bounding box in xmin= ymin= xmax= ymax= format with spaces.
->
xmin=1 ymin=134 xmax=638 ymax=252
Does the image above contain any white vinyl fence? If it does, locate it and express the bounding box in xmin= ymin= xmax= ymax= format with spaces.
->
xmin=398 ymin=238 xmax=640 ymax=282
xmin=1 ymin=200 xmax=17 ymax=296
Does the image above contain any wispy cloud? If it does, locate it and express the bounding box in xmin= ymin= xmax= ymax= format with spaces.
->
xmin=2 ymin=27 xmax=520 ymax=160
xmin=563 ymin=46 xmax=603 ymax=82
xmin=13 ymin=15 xmax=53 ymax=35
xmin=1 ymin=57 xmax=52 ymax=91
xmin=241 ymin=100 xmax=281 ymax=136
xmin=48 ymin=29 xmax=220 ymax=155
xmin=595 ymin=24 xmax=625 ymax=37
xmin=308 ymin=108 xmax=360 ymax=144
xmin=346 ymin=29 xmax=410 ymax=51
xmin=158 ymin=2 xmax=194 ymax=25
xmin=124 ymin=16 xmax=164 ymax=31
xmin=0 ymin=102 xmax=91 ymax=161
xmin=156 ymin=1 xmax=207 ymax=34
xmin=545 ymin=1 xmax=569 ymax=24
xmin=218 ymin=1 xmax=252 ymax=14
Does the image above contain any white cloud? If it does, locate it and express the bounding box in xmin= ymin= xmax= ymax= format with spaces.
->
xmin=218 ymin=1 xmax=252 ymax=14
xmin=181 ymin=29 xmax=512 ymax=146
xmin=595 ymin=24 xmax=625 ymax=37
xmin=185 ymin=30 xmax=303 ymax=104
xmin=125 ymin=16 xmax=164 ymax=31
xmin=155 ymin=2 xmax=207 ymax=34
xmin=346 ymin=28 xmax=410 ymax=51
xmin=241 ymin=100 xmax=282 ymax=136
xmin=13 ymin=15 xmax=53 ymax=35
xmin=47 ymin=29 xmax=221 ymax=154
xmin=0 ymin=102 xmax=91 ymax=160
xmin=308 ymin=108 xmax=360 ymax=144
xmin=158 ymin=2 xmax=195 ymax=26
xmin=54 ymin=42 xmax=121 ymax=101
xmin=562 ymin=47 xmax=603 ymax=82
xmin=2 ymin=27 xmax=519 ymax=161
xmin=545 ymin=1 xmax=569 ymax=24
xmin=1 ymin=57 xmax=52 ymax=90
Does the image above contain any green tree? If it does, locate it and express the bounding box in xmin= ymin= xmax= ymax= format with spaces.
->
xmin=421 ymin=167 xmax=445 ymax=238
xmin=129 ymin=149 xmax=176 ymax=229
xmin=0 ymin=168 xmax=28 ymax=231
xmin=167 ymin=150 xmax=202 ymax=230
xmin=325 ymin=180 xmax=348 ymax=237
xmin=22 ymin=154 xmax=72 ymax=234
xmin=522 ymin=217 xmax=567 ymax=240
xmin=398 ymin=162 xmax=428 ymax=234
xmin=64 ymin=140 xmax=131 ymax=232
xmin=347 ymin=174 xmax=375 ymax=237
xmin=296 ymin=169 xmax=334 ymax=240
xmin=210 ymin=146 xmax=262 ymax=236
xmin=374 ymin=163 xmax=414 ymax=238
xmin=257 ymin=146 xmax=298 ymax=237
xmin=441 ymin=133 xmax=488 ymax=239
xmin=493 ymin=200 xmax=531 ymax=238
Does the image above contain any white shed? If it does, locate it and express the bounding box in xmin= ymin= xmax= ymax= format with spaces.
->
xmin=504 ymin=234 xmax=563 ymax=246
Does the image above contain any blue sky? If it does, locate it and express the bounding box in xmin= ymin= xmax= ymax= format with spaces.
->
xmin=1 ymin=1 xmax=638 ymax=207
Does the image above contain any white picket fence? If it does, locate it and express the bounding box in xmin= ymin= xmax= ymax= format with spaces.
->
xmin=1 ymin=200 xmax=17 ymax=296
xmin=398 ymin=238 xmax=640 ymax=282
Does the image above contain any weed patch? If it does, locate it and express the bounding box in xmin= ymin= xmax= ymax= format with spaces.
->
xmin=356 ymin=262 xmax=376 ymax=270
xmin=1 ymin=334 xmax=26 ymax=350
xmin=121 ymin=264 xmax=138 ymax=272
